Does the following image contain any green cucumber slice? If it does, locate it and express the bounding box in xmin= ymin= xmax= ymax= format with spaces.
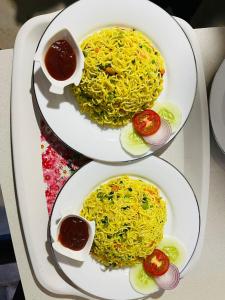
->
xmin=153 ymin=102 xmax=182 ymax=132
xmin=158 ymin=236 xmax=186 ymax=268
xmin=120 ymin=123 xmax=149 ymax=156
xmin=129 ymin=264 xmax=159 ymax=295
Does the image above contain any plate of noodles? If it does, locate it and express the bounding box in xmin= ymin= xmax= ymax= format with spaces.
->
xmin=33 ymin=0 xmax=197 ymax=162
xmin=49 ymin=157 xmax=200 ymax=300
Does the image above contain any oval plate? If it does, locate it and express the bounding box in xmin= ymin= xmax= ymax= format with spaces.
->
xmin=33 ymin=0 xmax=197 ymax=162
xmin=210 ymin=59 xmax=225 ymax=153
xmin=49 ymin=157 xmax=200 ymax=300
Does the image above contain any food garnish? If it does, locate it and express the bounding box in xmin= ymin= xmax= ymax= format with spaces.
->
xmin=158 ymin=236 xmax=186 ymax=267
xmin=143 ymin=249 xmax=169 ymax=277
xmin=143 ymin=118 xmax=171 ymax=146
xmin=154 ymin=263 xmax=180 ymax=290
xmin=133 ymin=109 xmax=161 ymax=136
xmin=153 ymin=102 xmax=182 ymax=132
xmin=120 ymin=123 xmax=150 ymax=155
xmin=129 ymin=264 xmax=159 ymax=295
xmin=129 ymin=246 xmax=182 ymax=294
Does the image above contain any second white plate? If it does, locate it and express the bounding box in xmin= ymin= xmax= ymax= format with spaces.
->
xmin=50 ymin=156 xmax=200 ymax=300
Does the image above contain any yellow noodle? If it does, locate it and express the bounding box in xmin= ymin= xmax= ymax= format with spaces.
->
xmin=72 ymin=27 xmax=165 ymax=127
xmin=80 ymin=176 xmax=167 ymax=268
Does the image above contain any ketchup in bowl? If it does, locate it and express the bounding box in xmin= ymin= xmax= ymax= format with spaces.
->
xmin=45 ymin=39 xmax=76 ymax=81
xmin=58 ymin=216 xmax=89 ymax=251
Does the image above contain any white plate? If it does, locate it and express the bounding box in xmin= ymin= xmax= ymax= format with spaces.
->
xmin=49 ymin=157 xmax=200 ymax=300
xmin=33 ymin=0 xmax=197 ymax=162
xmin=210 ymin=59 xmax=225 ymax=153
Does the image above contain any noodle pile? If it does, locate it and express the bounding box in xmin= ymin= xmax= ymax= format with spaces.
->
xmin=80 ymin=176 xmax=166 ymax=268
xmin=72 ymin=27 xmax=165 ymax=127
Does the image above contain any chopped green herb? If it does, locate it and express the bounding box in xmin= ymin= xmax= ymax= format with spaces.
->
xmin=97 ymin=63 xmax=104 ymax=70
xmin=97 ymin=62 xmax=111 ymax=70
xmin=108 ymin=92 xmax=115 ymax=100
xmin=104 ymin=63 xmax=112 ymax=68
xmin=108 ymin=196 xmax=113 ymax=201
xmin=142 ymin=44 xmax=151 ymax=52
xmin=121 ymin=206 xmax=130 ymax=210
xmin=124 ymin=194 xmax=131 ymax=199
xmin=97 ymin=192 xmax=104 ymax=198
xmin=118 ymin=233 xmax=127 ymax=241
xmin=142 ymin=196 xmax=149 ymax=210
xmin=142 ymin=202 xmax=149 ymax=210
xmin=82 ymin=50 xmax=88 ymax=57
xmin=137 ymin=236 xmax=143 ymax=242
xmin=101 ymin=216 xmax=109 ymax=226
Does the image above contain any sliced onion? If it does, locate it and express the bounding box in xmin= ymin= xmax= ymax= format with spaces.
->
xmin=155 ymin=264 xmax=180 ymax=290
xmin=143 ymin=118 xmax=172 ymax=146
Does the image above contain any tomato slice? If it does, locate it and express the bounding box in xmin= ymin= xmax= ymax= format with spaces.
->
xmin=143 ymin=249 xmax=170 ymax=276
xmin=133 ymin=110 xmax=161 ymax=136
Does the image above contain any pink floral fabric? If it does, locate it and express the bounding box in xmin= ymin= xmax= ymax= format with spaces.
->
xmin=40 ymin=120 xmax=90 ymax=214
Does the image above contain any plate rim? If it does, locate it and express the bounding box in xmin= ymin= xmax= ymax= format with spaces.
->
xmin=209 ymin=59 xmax=225 ymax=154
xmin=32 ymin=0 xmax=198 ymax=163
xmin=48 ymin=156 xmax=201 ymax=300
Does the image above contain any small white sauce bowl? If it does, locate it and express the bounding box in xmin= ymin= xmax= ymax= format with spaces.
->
xmin=34 ymin=28 xmax=84 ymax=95
xmin=51 ymin=214 xmax=95 ymax=262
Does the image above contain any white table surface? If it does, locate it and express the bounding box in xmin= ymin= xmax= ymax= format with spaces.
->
xmin=0 ymin=27 xmax=225 ymax=300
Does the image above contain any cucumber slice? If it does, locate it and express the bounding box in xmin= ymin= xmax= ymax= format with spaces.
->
xmin=120 ymin=123 xmax=150 ymax=156
xmin=129 ymin=264 xmax=159 ymax=295
xmin=153 ymin=102 xmax=182 ymax=133
xmin=158 ymin=236 xmax=186 ymax=268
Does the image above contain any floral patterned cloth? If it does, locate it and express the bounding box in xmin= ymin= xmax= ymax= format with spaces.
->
xmin=40 ymin=120 xmax=90 ymax=214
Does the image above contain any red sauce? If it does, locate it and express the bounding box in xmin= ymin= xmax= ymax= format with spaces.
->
xmin=45 ymin=39 xmax=76 ymax=81
xmin=58 ymin=216 xmax=89 ymax=251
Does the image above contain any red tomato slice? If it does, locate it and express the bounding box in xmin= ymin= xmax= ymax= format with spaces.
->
xmin=143 ymin=249 xmax=170 ymax=276
xmin=133 ymin=109 xmax=161 ymax=136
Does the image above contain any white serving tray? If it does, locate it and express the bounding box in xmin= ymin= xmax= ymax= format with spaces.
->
xmin=11 ymin=12 xmax=210 ymax=299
